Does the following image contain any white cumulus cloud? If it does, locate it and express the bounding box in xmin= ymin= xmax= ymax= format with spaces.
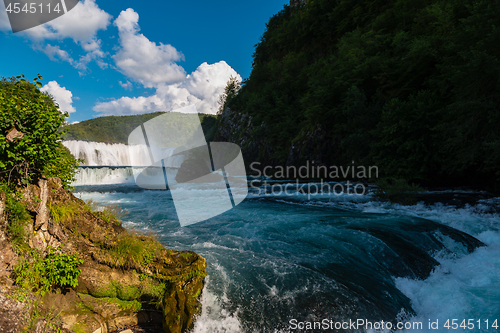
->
xmin=112 ymin=8 xmax=186 ymax=87
xmin=94 ymin=61 xmax=241 ymax=116
xmin=41 ymin=81 xmax=77 ymax=114
xmin=42 ymin=44 xmax=74 ymax=63
xmin=20 ymin=0 xmax=112 ymax=72
xmin=119 ymin=81 xmax=133 ymax=90
xmin=24 ymin=0 xmax=111 ymax=42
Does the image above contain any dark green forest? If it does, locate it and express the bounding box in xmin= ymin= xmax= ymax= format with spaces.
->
xmin=223 ymin=0 xmax=500 ymax=190
xmin=63 ymin=112 xmax=217 ymax=144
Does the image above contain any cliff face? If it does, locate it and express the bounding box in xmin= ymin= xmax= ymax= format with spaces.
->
xmin=0 ymin=178 xmax=206 ymax=333
xmin=214 ymin=107 xmax=337 ymax=172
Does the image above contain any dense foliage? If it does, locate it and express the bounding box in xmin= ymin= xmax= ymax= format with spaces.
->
xmin=226 ymin=0 xmax=500 ymax=190
xmin=64 ymin=112 xmax=218 ymax=144
xmin=0 ymin=75 xmax=79 ymax=187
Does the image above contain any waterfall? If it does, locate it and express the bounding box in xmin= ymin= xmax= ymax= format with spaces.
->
xmin=63 ymin=140 xmax=148 ymax=166
xmin=64 ymin=140 xmax=184 ymax=185
xmin=63 ymin=140 xmax=184 ymax=167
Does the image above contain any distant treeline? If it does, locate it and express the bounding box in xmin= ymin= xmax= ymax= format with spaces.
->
xmin=220 ymin=0 xmax=500 ymax=191
xmin=63 ymin=112 xmax=217 ymax=144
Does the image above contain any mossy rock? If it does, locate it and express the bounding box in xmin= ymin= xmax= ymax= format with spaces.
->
xmin=162 ymin=257 xmax=206 ymax=333
xmin=3 ymin=177 xmax=207 ymax=332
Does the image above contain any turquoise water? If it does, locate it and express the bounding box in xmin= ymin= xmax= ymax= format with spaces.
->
xmin=74 ymin=181 xmax=500 ymax=333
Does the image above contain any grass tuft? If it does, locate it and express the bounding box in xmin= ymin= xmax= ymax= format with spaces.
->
xmin=49 ymin=200 xmax=79 ymax=224
xmin=84 ymin=199 xmax=126 ymax=226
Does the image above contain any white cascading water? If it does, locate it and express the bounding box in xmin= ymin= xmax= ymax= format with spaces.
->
xmin=72 ymin=167 xmax=137 ymax=186
xmin=63 ymin=140 xmax=184 ymax=185
xmin=63 ymin=140 xmax=151 ymax=166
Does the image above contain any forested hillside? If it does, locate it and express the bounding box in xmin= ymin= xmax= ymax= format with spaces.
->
xmin=217 ymin=0 xmax=500 ymax=190
xmin=63 ymin=112 xmax=217 ymax=144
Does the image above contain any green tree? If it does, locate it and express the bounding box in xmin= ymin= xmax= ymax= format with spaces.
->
xmin=0 ymin=75 xmax=79 ymax=187
xmin=217 ymin=76 xmax=241 ymax=115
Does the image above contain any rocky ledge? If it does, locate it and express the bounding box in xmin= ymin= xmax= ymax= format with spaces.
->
xmin=0 ymin=177 xmax=206 ymax=333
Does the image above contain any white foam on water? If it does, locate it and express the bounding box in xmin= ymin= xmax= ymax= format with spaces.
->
xmin=191 ymin=276 xmax=243 ymax=333
xmin=72 ymin=167 xmax=137 ymax=185
xmin=72 ymin=166 xmax=182 ymax=186
xmin=354 ymin=200 xmax=500 ymax=236
xmin=192 ymin=242 xmax=242 ymax=253
xmin=353 ymin=200 xmax=500 ymax=333
xmin=277 ymin=194 xmax=500 ymax=332
xmin=394 ymin=235 xmax=500 ymax=333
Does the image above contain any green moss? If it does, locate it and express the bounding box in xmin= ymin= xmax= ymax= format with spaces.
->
xmin=70 ymin=322 xmax=87 ymax=333
xmin=185 ymin=268 xmax=205 ymax=281
xmin=101 ymin=297 xmax=142 ymax=313
xmin=92 ymin=281 xmax=119 ymax=299
xmin=118 ymin=285 xmax=141 ymax=301
xmin=76 ymin=301 xmax=95 ymax=314
xmin=92 ymin=280 xmax=140 ymax=300
xmin=92 ymin=278 xmax=166 ymax=308
xmin=141 ymin=279 xmax=168 ymax=300
xmin=180 ymin=252 xmax=193 ymax=260
xmin=193 ymin=287 xmax=202 ymax=299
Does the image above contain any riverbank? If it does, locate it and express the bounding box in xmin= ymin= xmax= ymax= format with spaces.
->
xmin=0 ymin=177 xmax=206 ymax=333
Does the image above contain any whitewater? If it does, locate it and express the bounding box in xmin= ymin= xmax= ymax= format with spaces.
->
xmin=65 ymin=141 xmax=500 ymax=332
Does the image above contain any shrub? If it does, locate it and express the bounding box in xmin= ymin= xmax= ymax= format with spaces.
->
xmin=14 ymin=246 xmax=83 ymax=294
xmin=43 ymin=143 xmax=81 ymax=189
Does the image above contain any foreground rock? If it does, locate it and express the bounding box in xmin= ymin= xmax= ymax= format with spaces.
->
xmin=0 ymin=177 xmax=206 ymax=333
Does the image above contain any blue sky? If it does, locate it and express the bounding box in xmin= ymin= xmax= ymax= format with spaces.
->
xmin=0 ymin=0 xmax=288 ymax=122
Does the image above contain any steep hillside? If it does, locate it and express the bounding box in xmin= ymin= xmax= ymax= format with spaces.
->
xmin=216 ymin=0 xmax=500 ymax=190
